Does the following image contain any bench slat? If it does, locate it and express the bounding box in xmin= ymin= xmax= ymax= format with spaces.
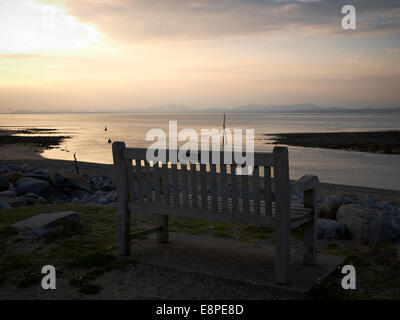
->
xmin=153 ymin=161 xmax=161 ymax=204
xmin=264 ymin=166 xmax=272 ymax=216
xmin=231 ymin=165 xmax=239 ymax=214
xmin=220 ymin=164 xmax=228 ymax=213
xmin=242 ymin=168 xmax=249 ymax=214
xmin=191 ymin=163 xmax=198 ymax=208
xmin=136 ymin=160 xmax=145 ymax=203
xmin=126 ymin=160 xmax=136 ymax=203
xmin=210 ymin=164 xmax=218 ymax=212
xmin=182 ymin=163 xmax=189 ymax=207
xmin=172 ymin=163 xmax=179 ymax=207
xmin=128 ymin=201 xmax=310 ymax=229
xmin=144 ymin=161 xmax=153 ymax=203
xmin=129 ymin=201 xmax=277 ymax=228
xmin=162 ymin=162 xmax=170 ymax=206
xmin=200 ymin=164 xmax=208 ymax=210
xmin=253 ymin=166 xmax=260 ymax=215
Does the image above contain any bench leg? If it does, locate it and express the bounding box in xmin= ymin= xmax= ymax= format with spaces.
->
xmin=157 ymin=215 xmax=169 ymax=243
xmin=117 ymin=204 xmax=131 ymax=256
xmin=303 ymin=189 xmax=317 ymax=264
xmin=275 ymin=221 xmax=290 ymax=284
xmin=273 ymin=147 xmax=291 ymax=284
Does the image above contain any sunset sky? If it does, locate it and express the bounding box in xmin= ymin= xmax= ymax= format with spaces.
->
xmin=0 ymin=0 xmax=399 ymax=112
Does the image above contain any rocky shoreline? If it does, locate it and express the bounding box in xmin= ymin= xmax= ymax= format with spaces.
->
xmin=0 ymin=163 xmax=117 ymax=208
xmin=266 ymin=131 xmax=400 ymax=155
xmin=1 ymin=161 xmax=399 ymax=244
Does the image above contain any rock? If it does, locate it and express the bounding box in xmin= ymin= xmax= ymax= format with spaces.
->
xmin=89 ymin=193 xmax=100 ymax=202
xmin=25 ymin=192 xmax=47 ymax=205
xmin=337 ymin=205 xmax=400 ymax=242
xmin=71 ymin=198 xmax=80 ymax=204
xmin=319 ymin=194 xmax=344 ymax=219
xmin=106 ymin=191 xmax=117 ymax=202
xmin=67 ymin=189 xmax=89 ymax=200
xmin=0 ymin=198 xmax=11 ymax=210
xmin=317 ymin=219 xmax=346 ymax=239
xmin=101 ymin=179 xmax=115 ymax=192
xmin=25 ymin=197 xmax=39 ymax=206
xmin=20 ymin=163 xmax=32 ymax=172
xmin=0 ymin=175 xmax=9 ymax=191
xmin=97 ymin=194 xmax=110 ymax=205
xmin=0 ymin=190 xmax=17 ymax=198
xmin=365 ymin=195 xmax=377 ymax=208
xmin=344 ymin=197 xmax=355 ymax=205
xmin=16 ymin=177 xmax=52 ymax=197
xmin=1 ymin=167 xmax=11 ymax=173
xmin=51 ymin=172 xmax=91 ymax=192
xmin=6 ymin=197 xmax=28 ymax=207
xmin=11 ymin=211 xmax=80 ymax=238
xmin=80 ymin=192 xmax=89 ymax=203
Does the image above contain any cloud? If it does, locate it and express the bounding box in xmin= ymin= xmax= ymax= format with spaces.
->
xmin=0 ymin=0 xmax=100 ymax=54
xmin=0 ymin=54 xmax=46 ymax=59
xmin=61 ymin=0 xmax=400 ymax=42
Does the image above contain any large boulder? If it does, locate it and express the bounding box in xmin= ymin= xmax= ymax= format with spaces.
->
xmin=16 ymin=177 xmax=52 ymax=197
xmin=0 ymin=198 xmax=11 ymax=210
xmin=317 ymin=219 xmax=346 ymax=239
xmin=24 ymin=192 xmax=47 ymax=205
xmin=0 ymin=190 xmax=16 ymax=198
xmin=51 ymin=172 xmax=91 ymax=192
xmin=319 ymin=194 xmax=344 ymax=219
xmin=0 ymin=175 xmax=9 ymax=191
xmin=337 ymin=205 xmax=400 ymax=242
xmin=0 ymin=196 xmax=28 ymax=208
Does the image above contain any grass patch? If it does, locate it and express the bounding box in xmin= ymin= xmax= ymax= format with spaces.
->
xmin=78 ymin=283 xmax=102 ymax=295
xmin=314 ymin=242 xmax=400 ymax=299
xmin=0 ymin=204 xmax=121 ymax=292
xmin=1 ymin=203 xmax=399 ymax=299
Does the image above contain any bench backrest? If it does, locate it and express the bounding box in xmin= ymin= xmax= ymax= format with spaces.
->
xmin=112 ymin=142 xmax=290 ymax=217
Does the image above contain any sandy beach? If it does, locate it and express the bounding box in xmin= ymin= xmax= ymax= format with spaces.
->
xmin=0 ymin=145 xmax=44 ymax=160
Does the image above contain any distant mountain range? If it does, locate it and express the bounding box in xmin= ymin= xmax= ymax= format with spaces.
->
xmin=9 ymin=103 xmax=400 ymax=114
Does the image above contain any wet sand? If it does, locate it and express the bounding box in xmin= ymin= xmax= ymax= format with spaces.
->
xmin=0 ymin=145 xmax=44 ymax=160
xmin=0 ymin=128 xmax=70 ymax=151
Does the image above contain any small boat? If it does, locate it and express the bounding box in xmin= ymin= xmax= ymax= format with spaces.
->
xmin=108 ymin=138 xmax=112 ymax=144
xmin=105 ymin=126 xmax=108 ymax=131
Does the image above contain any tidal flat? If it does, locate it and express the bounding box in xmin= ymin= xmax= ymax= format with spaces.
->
xmin=266 ymin=131 xmax=400 ymax=155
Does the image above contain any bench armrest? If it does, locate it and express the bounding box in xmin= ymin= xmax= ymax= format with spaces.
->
xmin=290 ymin=175 xmax=319 ymax=195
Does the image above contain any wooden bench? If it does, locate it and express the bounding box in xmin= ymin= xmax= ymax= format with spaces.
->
xmin=112 ymin=142 xmax=319 ymax=284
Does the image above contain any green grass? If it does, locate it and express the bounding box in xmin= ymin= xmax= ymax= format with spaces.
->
xmin=314 ymin=242 xmax=400 ymax=299
xmin=0 ymin=204 xmax=277 ymax=295
xmin=1 ymin=204 xmax=399 ymax=299
xmin=0 ymin=204 xmax=122 ymax=294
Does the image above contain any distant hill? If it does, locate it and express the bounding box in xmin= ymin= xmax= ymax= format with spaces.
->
xmin=10 ymin=104 xmax=400 ymax=114
xmin=232 ymin=103 xmax=323 ymax=113
xmin=132 ymin=104 xmax=194 ymax=113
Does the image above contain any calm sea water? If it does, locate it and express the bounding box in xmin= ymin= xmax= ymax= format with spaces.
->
xmin=1 ymin=113 xmax=400 ymax=190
